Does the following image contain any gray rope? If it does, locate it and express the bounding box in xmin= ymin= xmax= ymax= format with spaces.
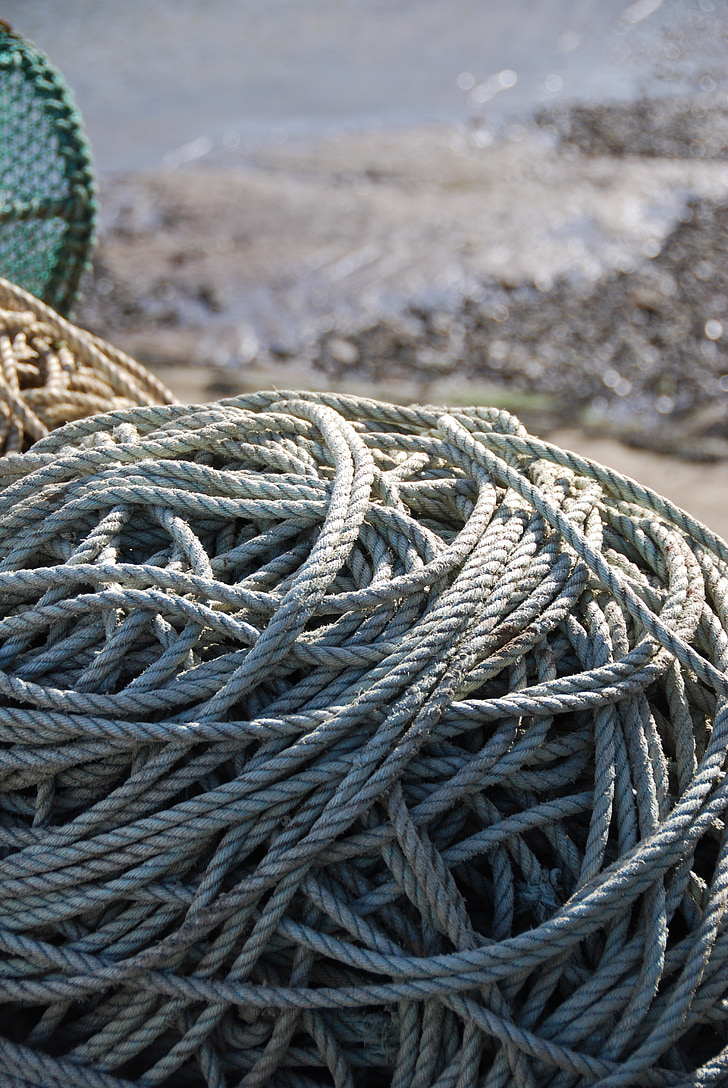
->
xmin=0 ymin=390 xmax=725 ymax=1087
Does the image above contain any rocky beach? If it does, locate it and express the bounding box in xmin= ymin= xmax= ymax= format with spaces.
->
xmin=76 ymin=111 xmax=728 ymax=456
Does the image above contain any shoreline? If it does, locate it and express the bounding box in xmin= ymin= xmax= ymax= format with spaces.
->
xmin=69 ymin=109 xmax=728 ymax=537
xmin=77 ymin=120 xmax=728 ymax=457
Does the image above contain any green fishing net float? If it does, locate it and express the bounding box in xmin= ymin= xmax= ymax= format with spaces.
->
xmin=0 ymin=21 xmax=96 ymax=317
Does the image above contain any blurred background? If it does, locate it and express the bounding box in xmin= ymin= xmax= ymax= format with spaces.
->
xmin=5 ymin=0 xmax=728 ymax=527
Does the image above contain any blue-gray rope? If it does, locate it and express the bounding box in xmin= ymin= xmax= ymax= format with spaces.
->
xmin=0 ymin=390 xmax=726 ymax=1087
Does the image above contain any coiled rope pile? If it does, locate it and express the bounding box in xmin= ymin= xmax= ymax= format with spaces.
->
xmin=0 ymin=277 xmax=175 ymax=452
xmin=0 ymin=390 xmax=726 ymax=1088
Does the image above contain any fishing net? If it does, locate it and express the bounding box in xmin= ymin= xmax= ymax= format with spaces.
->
xmin=0 ymin=277 xmax=175 ymax=452
xmin=0 ymin=23 xmax=96 ymax=317
xmin=0 ymin=390 xmax=726 ymax=1087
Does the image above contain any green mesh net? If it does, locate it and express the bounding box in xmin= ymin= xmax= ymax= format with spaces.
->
xmin=0 ymin=24 xmax=96 ymax=317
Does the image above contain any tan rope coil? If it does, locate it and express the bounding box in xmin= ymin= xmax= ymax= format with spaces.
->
xmin=0 ymin=277 xmax=176 ymax=452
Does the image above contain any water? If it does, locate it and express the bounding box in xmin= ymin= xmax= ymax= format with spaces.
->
xmin=3 ymin=0 xmax=722 ymax=173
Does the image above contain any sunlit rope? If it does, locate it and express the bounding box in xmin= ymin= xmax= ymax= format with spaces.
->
xmin=0 ymin=277 xmax=175 ymax=453
xmin=0 ymin=390 xmax=726 ymax=1088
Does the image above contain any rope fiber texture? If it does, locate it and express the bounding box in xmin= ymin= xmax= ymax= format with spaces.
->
xmin=0 ymin=24 xmax=96 ymax=317
xmin=0 ymin=277 xmax=176 ymax=453
xmin=0 ymin=390 xmax=726 ymax=1087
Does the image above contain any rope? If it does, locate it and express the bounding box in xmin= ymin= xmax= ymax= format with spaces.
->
xmin=0 ymin=389 xmax=726 ymax=1087
xmin=0 ymin=278 xmax=176 ymax=452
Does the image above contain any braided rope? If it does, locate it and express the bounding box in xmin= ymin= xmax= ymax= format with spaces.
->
xmin=0 ymin=390 xmax=726 ymax=1087
xmin=0 ymin=278 xmax=175 ymax=452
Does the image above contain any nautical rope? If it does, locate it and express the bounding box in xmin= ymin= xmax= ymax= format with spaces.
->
xmin=0 ymin=277 xmax=175 ymax=452
xmin=0 ymin=390 xmax=726 ymax=1087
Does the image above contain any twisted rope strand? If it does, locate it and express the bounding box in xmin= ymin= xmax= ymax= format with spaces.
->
xmin=0 ymin=279 xmax=175 ymax=453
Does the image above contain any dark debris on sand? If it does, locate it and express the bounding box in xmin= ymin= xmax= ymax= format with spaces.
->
xmin=317 ymin=195 xmax=728 ymax=459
